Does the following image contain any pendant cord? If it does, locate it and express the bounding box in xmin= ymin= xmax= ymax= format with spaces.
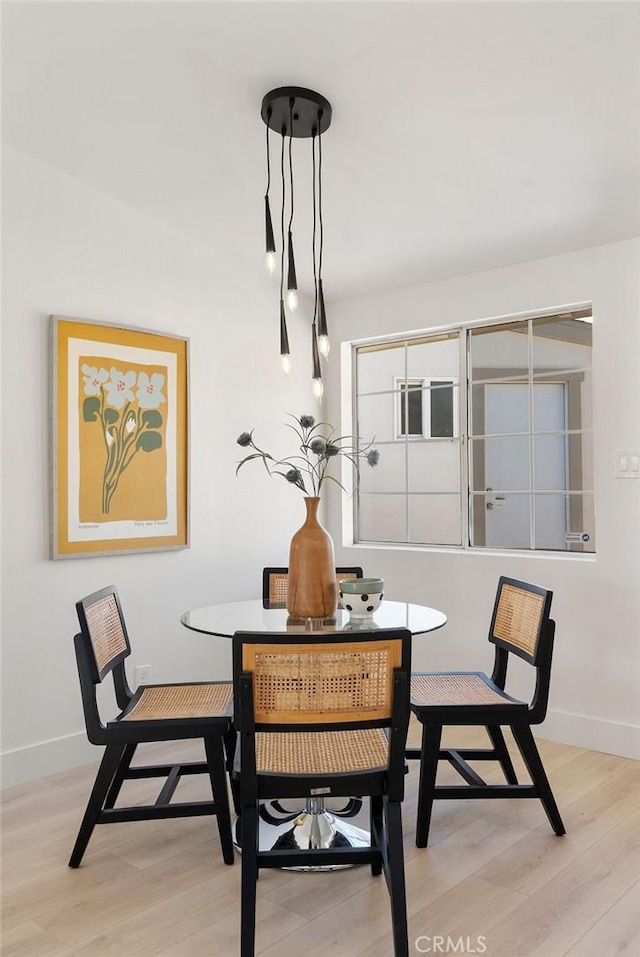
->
xmin=288 ymin=99 xmax=295 ymax=235
xmin=265 ymin=108 xmax=272 ymax=196
xmin=311 ymin=129 xmax=318 ymax=325
xmin=318 ymin=116 xmax=324 ymax=280
xmin=312 ymin=115 xmax=322 ymax=387
xmin=279 ymin=130 xmax=286 ymax=303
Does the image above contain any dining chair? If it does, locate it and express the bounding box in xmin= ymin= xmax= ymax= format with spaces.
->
xmin=69 ymin=585 xmax=235 ymax=868
xmin=407 ymin=575 xmax=565 ymax=847
xmin=262 ymin=565 xmax=363 ymax=608
xmin=233 ymin=627 xmax=412 ymax=957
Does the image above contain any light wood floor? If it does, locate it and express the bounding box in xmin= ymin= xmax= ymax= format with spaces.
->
xmin=2 ymin=722 xmax=639 ymax=956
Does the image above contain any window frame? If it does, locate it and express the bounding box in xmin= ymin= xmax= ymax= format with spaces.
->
xmin=344 ymin=304 xmax=594 ymax=557
xmin=394 ymin=377 xmax=425 ymax=439
xmin=393 ymin=376 xmax=460 ymax=440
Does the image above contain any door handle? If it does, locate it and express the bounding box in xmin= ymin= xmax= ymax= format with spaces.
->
xmin=485 ymin=488 xmax=506 ymax=510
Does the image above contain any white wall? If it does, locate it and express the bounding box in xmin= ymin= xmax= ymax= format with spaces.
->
xmin=325 ymin=240 xmax=640 ymax=759
xmin=2 ymin=148 xmax=638 ymax=783
xmin=1 ymin=147 xmax=317 ymax=785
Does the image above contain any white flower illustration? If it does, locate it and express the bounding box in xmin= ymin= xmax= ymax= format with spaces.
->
xmin=136 ymin=372 xmax=165 ymax=409
xmin=104 ymin=368 xmax=136 ymax=409
xmin=82 ymin=364 xmax=108 ymax=396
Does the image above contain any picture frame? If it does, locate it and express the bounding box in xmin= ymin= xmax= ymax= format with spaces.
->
xmin=50 ymin=316 xmax=189 ymax=559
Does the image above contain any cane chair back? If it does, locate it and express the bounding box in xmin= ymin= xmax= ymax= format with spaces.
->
xmin=262 ymin=566 xmax=363 ymax=608
xmin=75 ymin=586 xmax=136 ymax=722
xmin=243 ymin=636 xmax=403 ymax=726
xmin=489 ymin=578 xmax=552 ymax=665
xmin=77 ymin=587 xmax=130 ymax=681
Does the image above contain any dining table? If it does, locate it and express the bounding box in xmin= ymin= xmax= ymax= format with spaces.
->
xmin=181 ymin=598 xmax=446 ymax=639
xmin=181 ymin=597 xmax=447 ymax=868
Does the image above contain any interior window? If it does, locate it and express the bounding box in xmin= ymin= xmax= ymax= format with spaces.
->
xmin=353 ymin=310 xmax=594 ymax=553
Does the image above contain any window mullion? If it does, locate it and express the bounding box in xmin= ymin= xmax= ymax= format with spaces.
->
xmin=403 ymin=343 xmax=409 ymax=541
xmin=528 ymin=319 xmax=535 ymax=550
xmin=461 ymin=328 xmax=470 ymax=549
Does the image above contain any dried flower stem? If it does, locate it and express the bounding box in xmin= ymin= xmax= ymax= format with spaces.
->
xmin=236 ymin=413 xmax=378 ymax=497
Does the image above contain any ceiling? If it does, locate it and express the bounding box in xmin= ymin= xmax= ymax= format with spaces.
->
xmin=3 ymin=1 xmax=639 ymax=302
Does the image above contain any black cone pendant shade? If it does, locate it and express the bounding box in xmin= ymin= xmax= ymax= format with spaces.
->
xmin=280 ymin=299 xmax=291 ymax=375
xmin=264 ymin=106 xmax=276 ymax=276
xmin=311 ymin=321 xmax=323 ymax=401
xmin=264 ymin=195 xmax=276 ymax=274
xmin=286 ymin=230 xmax=297 ymax=312
xmin=317 ymin=279 xmax=329 ymax=358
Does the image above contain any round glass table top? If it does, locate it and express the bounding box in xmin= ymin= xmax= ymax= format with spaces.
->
xmin=180 ymin=598 xmax=447 ymax=637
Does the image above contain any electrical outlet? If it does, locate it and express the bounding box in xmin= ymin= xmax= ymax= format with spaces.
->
xmin=134 ymin=664 xmax=152 ymax=687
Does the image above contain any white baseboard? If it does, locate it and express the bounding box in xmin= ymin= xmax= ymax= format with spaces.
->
xmin=538 ymin=708 xmax=640 ymax=761
xmin=1 ymin=732 xmax=96 ymax=788
xmin=2 ymin=710 xmax=639 ymax=789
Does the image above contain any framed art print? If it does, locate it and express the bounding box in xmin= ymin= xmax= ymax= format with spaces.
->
xmin=51 ymin=316 xmax=189 ymax=558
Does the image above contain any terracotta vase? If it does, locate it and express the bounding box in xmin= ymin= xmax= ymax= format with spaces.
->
xmin=287 ymin=497 xmax=337 ymax=619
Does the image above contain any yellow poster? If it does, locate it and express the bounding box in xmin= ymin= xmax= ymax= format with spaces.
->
xmin=51 ymin=317 xmax=188 ymax=558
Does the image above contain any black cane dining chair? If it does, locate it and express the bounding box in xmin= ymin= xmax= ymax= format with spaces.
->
xmin=69 ymin=585 xmax=235 ymax=868
xmin=407 ymin=576 xmax=565 ymax=847
xmin=233 ymin=627 xmax=412 ymax=957
xmin=262 ymin=565 xmax=363 ymax=608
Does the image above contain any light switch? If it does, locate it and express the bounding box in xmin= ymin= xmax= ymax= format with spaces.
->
xmin=616 ymin=449 xmax=640 ymax=478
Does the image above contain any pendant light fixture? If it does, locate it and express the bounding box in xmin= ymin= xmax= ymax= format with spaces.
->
xmin=263 ymin=108 xmax=276 ymax=276
xmin=261 ymin=86 xmax=332 ymax=396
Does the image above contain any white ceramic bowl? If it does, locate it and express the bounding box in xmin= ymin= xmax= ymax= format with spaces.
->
xmin=338 ymin=578 xmax=384 ymax=620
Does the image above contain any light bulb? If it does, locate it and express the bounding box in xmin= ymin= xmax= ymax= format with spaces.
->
xmin=265 ymin=251 xmax=276 ymax=275
xmin=312 ymin=377 xmax=324 ymax=401
xmin=281 ymin=353 xmax=292 ymax=375
xmin=318 ymin=334 xmax=330 ymax=359
xmin=286 ymin=288 xmax=298 ymax=313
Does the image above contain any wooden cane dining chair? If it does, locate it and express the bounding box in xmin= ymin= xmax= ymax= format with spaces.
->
xmin=69 ymin=585 xmax=235 ymax=868
xmin=262 ymin=565 xmax=363 ymax=608
xmin=407 ymin=576 xmax=565 ymax=847
xmin=233 ymin=627 xmax=412 ymax=957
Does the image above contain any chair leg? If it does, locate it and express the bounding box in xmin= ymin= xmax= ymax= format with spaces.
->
xmin=511 ymin=725 xmax=565 ymax=836
xmin=204 ymin=735 xmax=235 ymax=865
xmin=69 ymin=744 xmax=126 ymax=868
xmin=486 ymin=725 xmax=518 ymax=784
xmin=370 ymin=795 xmax=383 ymax=876
xmin=103 ymin=742 xmax=137 ymax=808
xmin=224 ymin=726 xmax=241 ymax=816
xmin=415 ymin=724 xmax=442 ymax=848
xmin=384 ymin=798 xmax=409 ymax=957
xmin=240 ymin=804 xmax=259 ymax=957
